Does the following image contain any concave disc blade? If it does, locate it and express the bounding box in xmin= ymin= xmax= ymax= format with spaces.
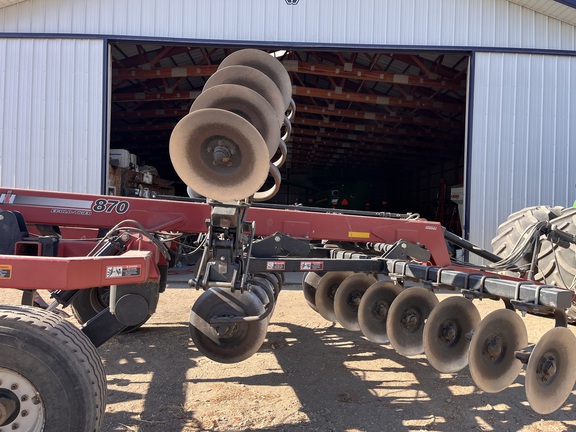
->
xmin=525 ymin=326 xmax=576 ymax=414
xmin=358 ymin=281 xmax=402 ymax=344
xmin=191 ymin=83 xmax=280 ymax=158
xmin=423 ymin=296 xmax=480 ymax=373
xmin=204 ymin=64 xmax=286 ymax=127
xmin=169 ymin=108 xmax=269 ymax=201
xmin=315 ymin=271 xmax=354 ymax=322
xmin=189 ymin=287 xmax=267 ymax=363
xmin=468 ymin=308 xmax=527 ymax=393
xmin=218 ymin=49 xmax=292 ymax=111
xmin=386 ymin=287 xmax=439 ymax=357
xmin=333 ymin=273 xmax=378 ymax=331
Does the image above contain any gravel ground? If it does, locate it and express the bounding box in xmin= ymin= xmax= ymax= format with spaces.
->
xmin=1 ymin=270 xmax=576 ymax=432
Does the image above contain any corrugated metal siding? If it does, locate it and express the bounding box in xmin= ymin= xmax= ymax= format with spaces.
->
xmin=0 ymin=38 xmax=104 ymax=193
xmin=0 ymin=0 xmax=575 ymax=51
xmin=469 ymin=52 xmax=576 ymax=258
xmin=0 ymin=0 xmax=25 ymax=8
xmin=508 ymin=0 xmax=576 ymax=26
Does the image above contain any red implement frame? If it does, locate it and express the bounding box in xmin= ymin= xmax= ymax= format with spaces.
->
xmin=0 ymin=188 xmax=451 ymax=267
xmin=0 ymin=251 xmax=155 ymax=290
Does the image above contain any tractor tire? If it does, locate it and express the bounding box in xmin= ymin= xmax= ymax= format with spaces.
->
xmin=0 ymin=305 xmax=106 ymax=432
xmin=491 ymin=205 xmax=563 ymax=270
xmin=535 ymin=208 xmax=576 ymax=320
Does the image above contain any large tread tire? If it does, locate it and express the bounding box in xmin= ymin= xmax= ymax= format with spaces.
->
xmin=535 ymin=208 xmax=576 ymax=319
xmin=0 ymin=305 xmax=106 ymax=432
xmin=491 ymin=205 xmax=563 ymax=270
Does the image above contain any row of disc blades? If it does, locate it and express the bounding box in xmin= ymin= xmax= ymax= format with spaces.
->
xmin=169 ymin=49 xmax=294 ymax=202
xmin=303 ymin=271 xmax=576 ymax=414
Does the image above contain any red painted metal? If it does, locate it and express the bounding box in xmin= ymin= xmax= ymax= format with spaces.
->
xmin=0 ymin=250 xmax=156 ymax=290
xmin=0 ymin=187 xmax=451 ymax=266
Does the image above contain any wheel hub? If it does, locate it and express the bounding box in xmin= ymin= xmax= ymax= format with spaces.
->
xmin=373 ymin=301 xmax=389 ymax=320
xmin=440 ymin=320 xmax=458 ymax=344
xmin=214 ymin=314 xmax=240 ymax=338
xmin=349 ymin=293 xmax=362 ymax=308
xmin=328 ymin=285 xmax=338 ymax=301
xmin=0 ymin=394 xmax=17 ymax=426
xmin=401 ymin=307 xmax=421 ymax=332
xmin=206 ymin=137 xmax=238 ymax=167
xmin=484 ymin=336 xmax=503 ymax=360
xmin=537 ymin=353 xmax=557 ymax=383
xmin=0 ymin=368 xmax=44 ymax=432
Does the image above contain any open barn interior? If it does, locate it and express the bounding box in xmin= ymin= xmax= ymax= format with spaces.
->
xmin=109 ymin=43 xmax=468 ymax=229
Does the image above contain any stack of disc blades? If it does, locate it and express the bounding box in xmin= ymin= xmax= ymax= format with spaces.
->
xmin=170 ymin=49 xmax=294 ymax=202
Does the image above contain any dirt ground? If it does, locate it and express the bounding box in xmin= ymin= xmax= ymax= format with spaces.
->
xmin=2 ymin=270 xmax=576 ymax=432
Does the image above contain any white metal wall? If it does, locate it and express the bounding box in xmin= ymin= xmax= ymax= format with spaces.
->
xmin=0 ymin=38 xmax=104 ymax=193
xmin=0 ymin=0 xmax=575 ymax=51
xmin=469 ymin=52 xmax=576 ymax=256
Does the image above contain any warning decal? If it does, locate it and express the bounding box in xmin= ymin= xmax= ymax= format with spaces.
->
xmin=0 ymin=265 xmax=12 ymax=279
xmin=266 ymin=261 xmax=286 ymax=271
xmin=106 ymin=265 xmax=142 ymax=278
xmin=300 ymin=261 xmax=324 ymax=271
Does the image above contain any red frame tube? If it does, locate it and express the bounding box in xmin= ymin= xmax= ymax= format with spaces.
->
xmin=0 ymin=188 xmax=451 ymax=266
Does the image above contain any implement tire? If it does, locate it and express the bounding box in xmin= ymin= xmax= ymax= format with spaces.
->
xmin=0 ymin=305 xmax=106 ymax=432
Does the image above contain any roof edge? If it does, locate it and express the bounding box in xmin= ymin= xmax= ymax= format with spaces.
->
xmin=554 ymin=0 xmax=576 ymax=7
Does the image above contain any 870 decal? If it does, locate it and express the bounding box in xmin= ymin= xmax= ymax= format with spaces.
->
xmin=92 ymin=199 xmax=130 ymax=214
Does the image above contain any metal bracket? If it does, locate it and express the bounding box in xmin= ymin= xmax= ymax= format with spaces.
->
xmin=251 ymin=232 xmax=311 ymax=257
xmin=514 ymin=344 xmax=535 ymax=364
xmin=382 ymin=240 xmax=431 ymax=263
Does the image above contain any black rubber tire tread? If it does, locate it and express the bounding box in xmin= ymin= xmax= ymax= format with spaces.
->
xmin=333 ymin=273 xmax=377 ymax=331
xmin=491 ymin=205 xmax=563 ymax=269
xmin=535 ymin=207 xmax=576 ymax=319
xmin=0 ymin=305 xmax=106 ymax=432
xmin=71 ymin=286 xmax=151 ymax=333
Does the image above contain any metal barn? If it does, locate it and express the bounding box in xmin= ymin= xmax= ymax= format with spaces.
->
xmin=1 ymin=0 xmax=575 ymax=253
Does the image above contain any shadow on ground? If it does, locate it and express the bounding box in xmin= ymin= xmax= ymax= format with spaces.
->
xmin=97 ymin=314 xmax=575 ymax=432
